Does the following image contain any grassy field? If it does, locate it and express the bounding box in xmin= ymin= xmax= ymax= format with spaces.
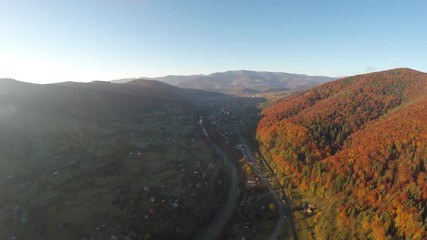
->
xmin=0 ymin=103 xmax=224 ymax=240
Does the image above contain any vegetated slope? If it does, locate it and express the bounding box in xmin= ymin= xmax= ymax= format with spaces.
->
xmin=113 ymin=70 xmax=334 ymax=94
xmin=0 ymin=79 xmax=226 ymax=239
xmin=0 ymin=78 xmax=207 ymax=181
xmin=257 ymin=68 xmax=427 ymax=239
xmin=0 ymin=78 xmax=194 ymax=175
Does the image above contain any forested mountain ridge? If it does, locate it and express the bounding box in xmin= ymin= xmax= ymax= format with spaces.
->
xmin=257 ymin=68 xmax=427 ymax=239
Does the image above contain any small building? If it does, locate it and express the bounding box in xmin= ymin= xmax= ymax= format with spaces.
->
xmin=247 ymin=180 xmax=257 ymax=187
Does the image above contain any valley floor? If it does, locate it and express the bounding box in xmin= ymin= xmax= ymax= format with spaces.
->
xmin=0 ymin=103 xmax=228 ymax=240
xmin=1 ymin=90 xmax=300 ymax=240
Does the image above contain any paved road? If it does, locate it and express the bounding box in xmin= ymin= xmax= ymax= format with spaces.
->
xmin=236 ymin=132 xmax=287 ymax=240
xmin=258 ymin=152 xmax=299 ymax=240
xmin=196 ymin=116 xmax=298 ymax=240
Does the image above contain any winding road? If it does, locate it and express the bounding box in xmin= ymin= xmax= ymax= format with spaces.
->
xmin=257 ymin=153 xmax=298 ymax=240
xmin=236 ymin=132 xmax=287 ymax=240
xmin=196 ymin=116 xmax=297 ymax=240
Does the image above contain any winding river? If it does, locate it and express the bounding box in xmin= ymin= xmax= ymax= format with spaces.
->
xmin=195 ymin=116 xmax=239 ymax=240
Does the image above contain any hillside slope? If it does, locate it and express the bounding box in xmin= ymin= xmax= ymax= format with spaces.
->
xmin=0 ymin=79 xmax=189 ymax=120
xmin=257 ymin=68 xmax=427 ymax=239
xmin=0 ymin=79 xmax=226 ymax=239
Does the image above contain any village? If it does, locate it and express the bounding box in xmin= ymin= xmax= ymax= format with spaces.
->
xmin=194 ymin=94 xmax=320 ymax=240
xmin=195 ymin=95 xmax=286 ymax=239
xmin=1 ymin=94 xmax=315 ymax=240
xmin=0 ymin=103 xmax=230 ymax=240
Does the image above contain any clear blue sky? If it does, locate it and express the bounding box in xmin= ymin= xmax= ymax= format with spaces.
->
xmin=0 ymin=0 xmax=426 ymax=83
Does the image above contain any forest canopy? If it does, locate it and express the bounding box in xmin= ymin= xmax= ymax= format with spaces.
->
xmin=257 ymin=68 xmax=427 ymax=239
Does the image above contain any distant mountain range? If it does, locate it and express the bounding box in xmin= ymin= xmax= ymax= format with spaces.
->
xmin=112 ymin=70 xmax=335 ymax=93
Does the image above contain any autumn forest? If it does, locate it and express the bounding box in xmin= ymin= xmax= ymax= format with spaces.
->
xmin=257 ymin=68 xmax=427 ymax=239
